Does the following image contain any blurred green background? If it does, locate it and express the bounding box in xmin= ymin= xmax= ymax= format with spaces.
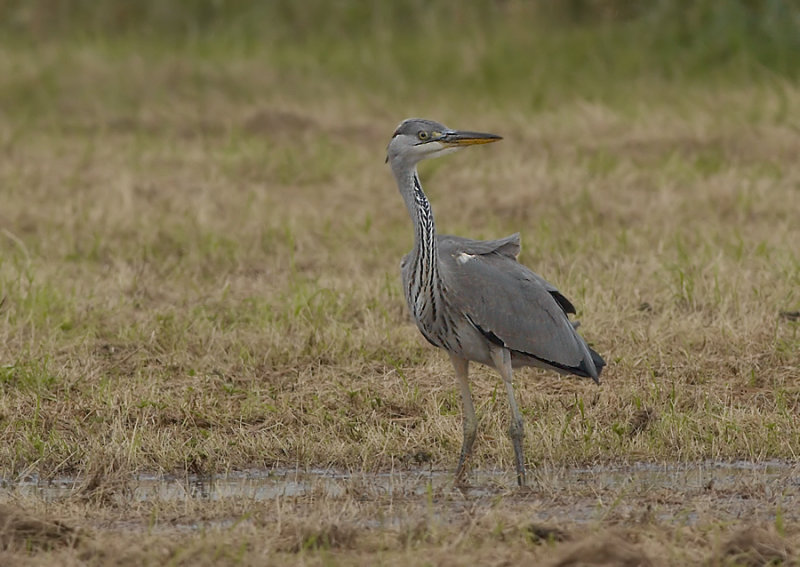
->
xmin=1 ymin=0 xmax=797 ymax=112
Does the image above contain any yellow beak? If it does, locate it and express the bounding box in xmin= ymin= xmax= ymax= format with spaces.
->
xmin=439 ymin=130 xmax=503 ymax=146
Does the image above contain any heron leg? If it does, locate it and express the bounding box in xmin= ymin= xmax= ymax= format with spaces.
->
xmin=449 ymin=354 xmax=476 ymax=486
xmin=490 ymin=347 xmax=527 ymax=487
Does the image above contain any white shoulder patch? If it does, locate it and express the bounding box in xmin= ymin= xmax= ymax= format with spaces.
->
xmin=456 ymin=252 xmax=475 ymax=265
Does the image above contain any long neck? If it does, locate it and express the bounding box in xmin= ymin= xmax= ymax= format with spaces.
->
xmin=393 ymin=162 xmax=440 ymax=312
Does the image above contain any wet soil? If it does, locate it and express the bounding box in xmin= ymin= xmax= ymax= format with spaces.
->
xmin=3 ymin=461 xmax=797 ymax=529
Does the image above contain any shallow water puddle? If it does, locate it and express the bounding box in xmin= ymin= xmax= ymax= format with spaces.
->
xmin=3 ymin=461 xmax=797 ymax=501
xmin=541 ymin=460 xmax=798 ymax=492
xmin=532 ymin=460 xmax=800 ymax=524
xmin=2 ymin=461 xmax=797 ymax=526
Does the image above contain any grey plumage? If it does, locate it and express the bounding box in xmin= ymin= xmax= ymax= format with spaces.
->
xmin=387 ymin=118 xmax=605 ymax=486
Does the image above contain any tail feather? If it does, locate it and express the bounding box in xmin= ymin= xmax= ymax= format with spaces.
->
xmin=589 ymin=347 xmax=606 ymax=378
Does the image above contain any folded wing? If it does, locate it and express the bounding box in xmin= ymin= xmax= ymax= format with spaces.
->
xmin=438 ymin=234 xmax=602 ymax=381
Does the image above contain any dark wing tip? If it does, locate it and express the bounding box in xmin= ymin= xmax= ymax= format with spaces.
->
xmin=584 ymin=347 xmax=606 ymax=384
xmin=590 ymin=347 xmax=606 ymax=372
xmin=551 ymin=291 xmax=577 ymax=315
xmin=469 ymin=316 xmax=604 ymax=383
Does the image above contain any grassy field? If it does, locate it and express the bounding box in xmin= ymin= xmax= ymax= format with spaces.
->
xmin=1 ymin=2 xmax=799 ymax=564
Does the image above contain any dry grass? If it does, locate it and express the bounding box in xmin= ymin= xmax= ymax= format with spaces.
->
xmin=1 ymin=51 xmax=797 ymax=476
xmin=0 ymin=10 xmax=799 ymax=564
xmin=1 ymin=470 xmax=798 ymax=566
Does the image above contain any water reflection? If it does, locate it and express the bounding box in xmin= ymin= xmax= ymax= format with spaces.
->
xmin=2 ymin=460 xmax=797 ymax=508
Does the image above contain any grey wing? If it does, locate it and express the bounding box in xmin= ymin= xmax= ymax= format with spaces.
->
xmin=439 ymin=234 xmax=577 ymax=316
xmin=438 ymin=235 xmax=601 ymax=380
xmin=440 ymin=233 xmax=521 ymax=259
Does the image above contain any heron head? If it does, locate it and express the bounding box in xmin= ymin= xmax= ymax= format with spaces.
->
xmin=386 ymin=118 xmax=502 ymax=166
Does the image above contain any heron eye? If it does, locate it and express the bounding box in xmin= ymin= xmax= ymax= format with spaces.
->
xmin=417 ymin=131 xmax=429 ymax=141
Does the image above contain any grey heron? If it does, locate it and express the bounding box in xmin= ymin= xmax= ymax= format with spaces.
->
xmin=386 ymin=118 xmax=605 ymax=486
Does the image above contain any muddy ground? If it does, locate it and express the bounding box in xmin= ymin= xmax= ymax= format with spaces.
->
xmin=1 ymin=462 xmax=797 ymax=565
